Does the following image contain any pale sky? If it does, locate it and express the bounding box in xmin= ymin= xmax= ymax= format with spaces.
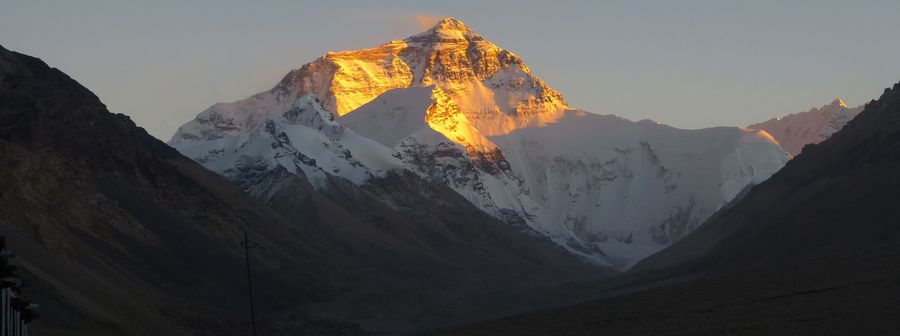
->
xmin=2 ymin=0 xmax=899 ymax=140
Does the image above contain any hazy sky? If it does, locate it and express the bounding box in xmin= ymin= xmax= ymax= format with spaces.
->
xmin=3 ymin=0 xmax=899 ymax=140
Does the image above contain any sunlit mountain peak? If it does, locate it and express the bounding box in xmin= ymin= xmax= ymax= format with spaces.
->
xmin=429 ymin=17 xmax=473 ymax=33
xmin=170 ymin=16 xmax=567 ymax=144
xmin=833 ymin=98 xmax=848 ymax=108
xmin=405 ymin=17 xmax=482 ymax=44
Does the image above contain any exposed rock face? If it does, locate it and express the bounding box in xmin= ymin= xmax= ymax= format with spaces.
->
xmin=170 ymin=18 xmax=567 ymax=145
xmin=749 ymin=98 xmax=864 ymax=156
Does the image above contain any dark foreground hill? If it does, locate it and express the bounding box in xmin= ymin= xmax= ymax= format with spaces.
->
xmin=422 ymin=82 xmax=900 ymax=335
xmin=0 ymin=45 xmax=607 ymax=335
xmin=0 ymin=43 xmax=362 ymax=335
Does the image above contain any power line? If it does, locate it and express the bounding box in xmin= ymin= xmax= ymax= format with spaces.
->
xmin=240 ymin=232 xmax=261 ymax=336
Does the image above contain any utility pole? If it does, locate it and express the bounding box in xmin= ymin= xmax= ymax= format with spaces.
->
xmin=240 ymin=232 xmax=261 ymax=336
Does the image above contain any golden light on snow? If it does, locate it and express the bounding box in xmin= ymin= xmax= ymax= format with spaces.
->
xmin=836 ymin=98 xmax=847 ymax=108
xmin=173 ymin=17 xmax=569 ymax=153
xmin=317 ymin=39 xmax=414 ymax=116
xmin=317 ymin=18 xmax=572 ymax=150
xmin=755 ymin=129 xmax=779 ymax=144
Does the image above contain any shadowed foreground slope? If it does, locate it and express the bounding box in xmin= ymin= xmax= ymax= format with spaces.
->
xmin=0 ymin=44 xmax=364 ymax=335
xmin=423 ymin=82 xmax=900 ymax=335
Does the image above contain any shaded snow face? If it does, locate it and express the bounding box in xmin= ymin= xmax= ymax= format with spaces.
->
xmin=443 ymin=110 xmax=789 ymax=269
xmin=174 ymin=95 xmax=403 ymax=190
xmin=171 ymin=18 xmax=790 ymax=270
xmin=339 ymin=86 xmax=789 ymax=269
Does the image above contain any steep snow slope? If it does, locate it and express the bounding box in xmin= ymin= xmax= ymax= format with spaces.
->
xmin=489 ymin=112 xmax=787 ymax=266
xmin=337 ymin=86 xmax=434 ymax=145
xmin=344 ymin=88 xmax=787 ymax=267
xmin=424 ymin=84 xmax=900 ymax=336
xmin=749 ymin=98 xmax=864 ymax=156
xmin=171 ymin=18 xmax=789 ymax=269
xmin=634 ymin=95 xmax=895 ymax=275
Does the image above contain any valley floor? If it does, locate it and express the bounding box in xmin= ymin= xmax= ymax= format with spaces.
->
xmin=419 ymin=246 xmax=900 ymax=336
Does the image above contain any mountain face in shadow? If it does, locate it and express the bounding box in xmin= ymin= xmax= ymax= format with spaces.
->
xmin=0 ymin=44 xmax=358 ymax=335
xmin=0 ymin=45 xmax=608 ymax=335
xmin=423 ymin=82 xmax=900 ymax=335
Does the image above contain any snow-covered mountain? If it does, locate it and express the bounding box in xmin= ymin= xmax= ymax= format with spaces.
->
xmin=749 ymin=98 xmax=864 ymax=156
xmin=170 ymin=18 xmax=789 ymax=269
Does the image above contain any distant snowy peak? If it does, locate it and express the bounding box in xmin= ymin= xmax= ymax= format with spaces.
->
xmin=169 ymin=17 xmax=567 ymax=146
xmin=749 ymin=98 xmax=864 ymax=156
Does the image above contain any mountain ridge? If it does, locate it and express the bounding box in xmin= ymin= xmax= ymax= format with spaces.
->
xmin=748 ymin=98 xmax=864 ymax=156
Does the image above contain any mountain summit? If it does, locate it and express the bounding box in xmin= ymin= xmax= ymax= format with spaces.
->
xmin=832 ymin=97 xmax=848 ymax=108
xmin=171 ymin=20 xmax=788 ymax=268
xmin=170 ymin=17 xmax=566 ymax=146
xmin=414 ymin=17 xmax=478 ymax=40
